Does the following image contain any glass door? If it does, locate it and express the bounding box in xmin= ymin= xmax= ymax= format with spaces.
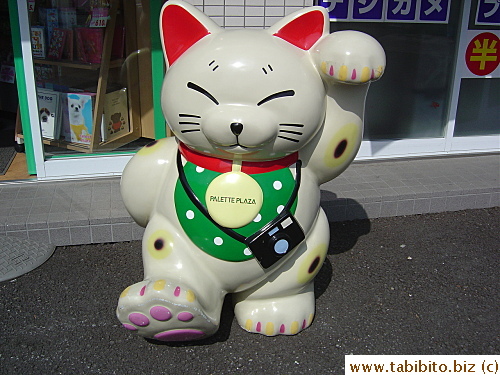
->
xmin=446 ymin=0 xmax=499 ymax=153
xmin=319 ymin=0 xmax=498 ymax=159
xmin=10 ymin=0 xmax=165 ymax=179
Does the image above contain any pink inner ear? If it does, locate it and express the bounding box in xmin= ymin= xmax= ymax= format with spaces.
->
xmin=273 ymin=10 xmax=325 ymax=50
xmin=162 ymin=5 xmax=210 ymax=66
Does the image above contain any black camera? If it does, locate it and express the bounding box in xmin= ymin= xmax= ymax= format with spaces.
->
xmin=245 ymin=211 xmax=305 ymax=269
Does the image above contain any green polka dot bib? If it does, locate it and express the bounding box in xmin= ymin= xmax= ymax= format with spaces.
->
xmin=174 ymin=150 xmax=298 ymax=262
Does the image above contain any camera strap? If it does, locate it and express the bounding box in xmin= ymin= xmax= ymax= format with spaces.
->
xmin=176 ymin=150 xmax=302 ymax=246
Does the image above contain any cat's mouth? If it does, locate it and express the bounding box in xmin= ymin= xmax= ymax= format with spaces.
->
xmin=215 ymin=141 xmax=262 ymax=155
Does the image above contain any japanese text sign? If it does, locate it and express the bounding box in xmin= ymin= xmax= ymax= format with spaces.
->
xmin=475 ymin=0 xmax=500 ymax=26
xmin=317 ymin=0 xmax=450 ymax=23
xmin=465 ymin=32 xmax=500 ymax=77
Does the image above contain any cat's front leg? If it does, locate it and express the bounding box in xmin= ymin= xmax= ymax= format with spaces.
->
xmin=116 ymin=214 xmax=225 ymax=341
xmin=312 ymin=30 xmax=385 ymax=84
xmin=301 ymin=31 xmax=386 ymax=184
xmin=121 ymin=137 xmax=178 ymax=227
xmin=233 ymin=209 xmax=329 ymax=336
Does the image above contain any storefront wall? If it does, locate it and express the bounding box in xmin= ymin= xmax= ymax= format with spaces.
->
xmin=446 ymin=0 xmax=499 ymax=153
xmin=10 ymin=0 xmax=157 ymax=180
xmin=11 ymin=0 xmax=499 ymax=180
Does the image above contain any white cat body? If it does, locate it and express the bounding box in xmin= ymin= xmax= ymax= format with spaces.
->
xmin=118 ymin=0 xmax=385 ymax=341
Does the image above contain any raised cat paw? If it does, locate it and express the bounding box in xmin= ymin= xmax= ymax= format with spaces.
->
xmin=234 ymin=291 xmax=315 ymax=336
xmin=313 ymin=30 xmax=386 ymax=84
xmin=117 ymin=279 xmax=218 ymax=341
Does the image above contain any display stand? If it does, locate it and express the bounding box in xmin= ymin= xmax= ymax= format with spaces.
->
xmin=18 ymin=0 xmax=141 ymax=154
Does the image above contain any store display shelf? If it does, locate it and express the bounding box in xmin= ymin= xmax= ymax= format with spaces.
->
xmin=18 ymin=132 xmax=140 ymax=154
xmin=33 ymin=58 xmax=124 ymax=70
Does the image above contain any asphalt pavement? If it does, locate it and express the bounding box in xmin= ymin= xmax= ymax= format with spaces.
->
xmin=0 ymin=208 xmax=498 ymax=374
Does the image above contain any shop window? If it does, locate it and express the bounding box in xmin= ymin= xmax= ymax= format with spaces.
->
xmin=27 ymin=0 xmax=153 ymax=156
xmin=331 ymin=3 xmax=462 ymax=140
xmin=454 ymin=78 xmax=500 ymax=137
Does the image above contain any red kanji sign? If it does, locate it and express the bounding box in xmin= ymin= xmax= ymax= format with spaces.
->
xmin=465 ymin=32 xmax=500 ymax=76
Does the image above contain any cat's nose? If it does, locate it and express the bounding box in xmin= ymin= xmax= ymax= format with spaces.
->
xmin=230 ymin=122 xmax=243 ymax=136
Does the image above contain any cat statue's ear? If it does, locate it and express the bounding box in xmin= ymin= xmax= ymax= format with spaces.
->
xmin=268 ymin=7 xmax=329 ymax=50
xmin=160 ymin=0 xmax=222 ymax=67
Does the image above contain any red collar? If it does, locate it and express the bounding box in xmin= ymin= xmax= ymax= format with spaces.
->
xmin=179 ymin=143 xmax=298 ymax=174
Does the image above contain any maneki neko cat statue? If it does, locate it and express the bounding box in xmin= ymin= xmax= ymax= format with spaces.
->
xmin=118 ymin=0 xmax=385 ymax=341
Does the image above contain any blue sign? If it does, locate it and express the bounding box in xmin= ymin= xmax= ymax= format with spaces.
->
xmin=318 ymin=0 xmax=349 ymax=20
xmin=317 ymin=0 xmax=451 ymax=23
xmin=352 ymin=0 xmax=384 ymax=21
xmin=476 ymin=0 xmax=500 ymax=25
xmin=386 ymin=0 xmax=417 ymax=21
xmin=420 ymin=0 xmax=450 ymax=22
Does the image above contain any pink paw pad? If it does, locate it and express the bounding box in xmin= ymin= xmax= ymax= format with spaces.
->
xmin=154 ymin=329 xmax=206 ymax=342
xmin=150 ymin=306 xmax=172 ymax=321
xmin=128 ymin=313 xmax=150 ymax=327
xmin=177 ymin=312 xmax=194 ymax=322
xmin=122 ymin=323 xmax=137 ymax=331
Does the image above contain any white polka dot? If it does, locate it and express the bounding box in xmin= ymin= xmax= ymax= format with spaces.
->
xmin=273 ymin=181 xmax=282 ymax=190
xmin=243 ymin=248 xmax=252 ymax=256
xmin=253 ymin=213 xmax=262 ymax=222
xmin=214 ymin=237 xmax=223 ymax=246
xmin=186 ymin=210 xmax=195 ymax=219
xmin=196 ymin=166 xmax=205 ymax=173
xmin=277 ymin=205 xmax=284 ymax=214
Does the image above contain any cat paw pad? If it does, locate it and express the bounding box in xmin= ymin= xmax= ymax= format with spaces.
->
xmin=234 ymin=291 xmax=315 ymax=336
xmin=243 ymin=314 xmax=314 ymax=336
xmin=320 ymin=63 xmax=384 ymax=83
xmin=117 ymin=279 xmax=218 ymax=341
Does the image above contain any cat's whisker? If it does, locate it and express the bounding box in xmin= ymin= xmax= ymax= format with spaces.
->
xmin=279 ymin=130 xmax=303 ymax=136
xmin=179 ymin=122 xmax=200 ymax=126
xmin=279 ymin=123 xmax=304 ymax=128
xmin=180 ymin=129 xmax=201 ymax=133
xmin=179 ymin=114 xmax=201 ymax=118
xmin=278 ymin=135 xmax=300 ymax=143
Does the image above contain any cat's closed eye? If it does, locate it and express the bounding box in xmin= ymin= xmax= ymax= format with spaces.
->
xmin=257 ymin=90 xmax=295 ymax=106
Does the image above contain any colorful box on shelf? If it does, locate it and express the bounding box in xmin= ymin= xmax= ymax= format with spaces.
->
xmin=62 ymin=92 xmax=95 ymax=145
xmin=101 ymin=88 xmax=130 ymax=142
xmin=37 ymin=88 xmax=62 ymax=140
xmin=31 ymin=26 xmax=46 ymax=59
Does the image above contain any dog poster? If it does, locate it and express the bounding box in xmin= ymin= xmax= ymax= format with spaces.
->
xmin=37 ymin=88 xmax=61 ymax=140
xmin=63 ymin=93 xmax=94 ymax=144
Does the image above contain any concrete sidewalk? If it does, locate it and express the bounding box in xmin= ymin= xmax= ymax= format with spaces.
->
xmin=0 ymin=208 xmax=498 ymax=374
xmin=0 ymin=153 xmax=498 ymax=246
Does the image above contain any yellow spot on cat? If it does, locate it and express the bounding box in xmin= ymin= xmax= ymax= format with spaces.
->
xmin=321 ymin=61 xmax=327 ymax=75
xmin=245 ymin=319 xmax=253 ymax=331
xmin=265 ymin=322 xmax=274 ymax=336
xmin=375 ymin=65 xmax=384 ymax=78
xmin=360 ymin=67 xmax=371 ymax=83
xmin=290 ymin=321 xmax=300 ymax=334
xmin=120 ymin=286 xmax=131 ymax=298
xmin=297 ymin=244 xmax=328 ymax=285
xmin=147 ymin=230 xmax=174 ymax=259
xmin=308 ymin=313 xmax=314 ymax=326
xmin=339 ymin=65 xmax=348 ymax=81
xmin=186 ymin=289 xmax=196 ymax=302
xmin=153 ymin=279 xmax=166 ymax=291
xmin=323 ymin=123 xmax=360 ymax=168
xmin=136 ymin=139 xmax=162 ymax=156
